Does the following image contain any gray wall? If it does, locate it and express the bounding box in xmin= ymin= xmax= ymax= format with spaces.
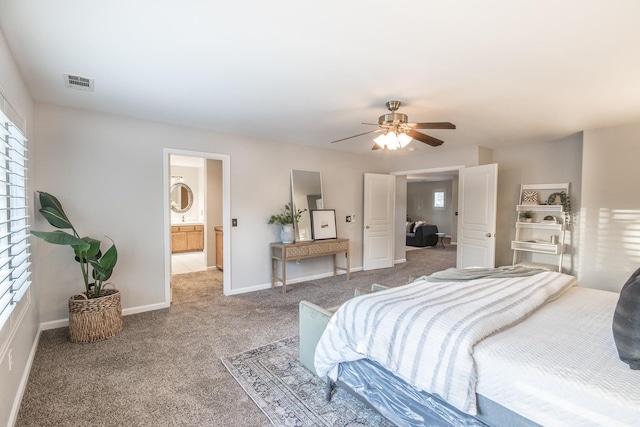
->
xmin=580 ymin=124 xmax=640 ymax=292
xmin=206 ymin=159 xmax=223 ymax=269
xmin=32 ymin=102 xmax=391 ymax=323
xmin=492 ymin=133 xmax=583 ymax=272
xmin=407 ymin=180 xmax=454 ymax=236
xmin=0 ymin=29 xmax=38 ymax=427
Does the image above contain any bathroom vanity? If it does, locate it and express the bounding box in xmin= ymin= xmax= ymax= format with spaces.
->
xmin=171 ymin=224 xmax=204 ymax=253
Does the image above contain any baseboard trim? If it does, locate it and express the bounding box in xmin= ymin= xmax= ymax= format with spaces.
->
xmin=225 ymin=268 xmax=364 ymax=296
xmin=8 ymin=325 xmax=41 ymax=427
xmin=40 ymin=302 xmax=171 ymax=331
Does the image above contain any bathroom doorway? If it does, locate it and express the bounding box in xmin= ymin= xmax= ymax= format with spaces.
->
xmin=164 ymin=148 xmax=231 ymax=301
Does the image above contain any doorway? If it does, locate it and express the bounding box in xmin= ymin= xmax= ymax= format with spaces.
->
xmin=164 ymin=148 xmax=231 ymax=302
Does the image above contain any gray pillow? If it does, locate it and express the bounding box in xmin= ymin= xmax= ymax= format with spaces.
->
xmin=613 ymin=267 xmax=640 ymax=369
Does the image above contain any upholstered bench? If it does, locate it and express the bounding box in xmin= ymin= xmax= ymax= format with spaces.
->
xmin=298 ymin=284 xmax=389 ymax=375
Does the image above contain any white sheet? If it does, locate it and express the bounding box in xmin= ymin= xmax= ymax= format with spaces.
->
xmin=475 ymin=287 xmax=640 ymax=427
xmin=314 ymin=271 xmax=576 ymax=415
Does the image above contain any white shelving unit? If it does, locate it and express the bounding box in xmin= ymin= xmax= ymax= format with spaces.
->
xmin=511 ymin=183 xmax=569 ymax=272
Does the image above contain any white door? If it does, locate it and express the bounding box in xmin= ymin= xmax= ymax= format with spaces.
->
xmin=457 ymin=164 xmax=498 ymax=268
xmin=363 ymin=173 xmax=395 ymax=270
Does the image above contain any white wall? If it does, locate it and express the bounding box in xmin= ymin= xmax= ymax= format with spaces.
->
xmin=579 ymin=123 xmax=640 ymax=292
xmin=0 ymin=29 xmax=38 ymax=427
xmin=170 ymin=164 xmax=203 ymax=224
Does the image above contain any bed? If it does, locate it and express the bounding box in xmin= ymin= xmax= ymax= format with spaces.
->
xmin=313 ymin=267 xmax=640 ymax=427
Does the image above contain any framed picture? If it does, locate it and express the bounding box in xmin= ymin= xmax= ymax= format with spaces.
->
xmin=311 ymin=209 xmax=337 ymax=240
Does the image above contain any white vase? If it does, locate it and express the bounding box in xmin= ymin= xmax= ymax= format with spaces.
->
xmin=280 ymin=224 xmax=295 ymax=244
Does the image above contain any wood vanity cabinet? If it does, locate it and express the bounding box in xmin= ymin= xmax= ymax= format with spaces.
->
xmin=171 ymin=224 xmax=204 ymax=253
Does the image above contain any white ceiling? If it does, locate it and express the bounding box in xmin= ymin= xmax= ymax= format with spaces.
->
xmin=1 ymin=0 xmax=639 ymax=154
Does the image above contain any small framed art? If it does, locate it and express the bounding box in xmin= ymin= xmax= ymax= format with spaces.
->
xmin=311 ymin=209 xmax=337 ymax=240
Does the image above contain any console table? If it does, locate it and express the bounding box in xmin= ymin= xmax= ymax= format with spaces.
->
xmin=270 ymin=238 xmax=350 ymax=293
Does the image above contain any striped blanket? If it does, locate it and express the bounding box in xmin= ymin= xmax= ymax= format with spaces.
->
xmin=314 ymin=271 xmax=577 ymax=414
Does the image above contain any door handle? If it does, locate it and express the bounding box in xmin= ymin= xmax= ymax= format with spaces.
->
xmin=366 ymin=225 xmax=370 ymax=229
xmin=485 ymin=232 xmax=492 ymax=237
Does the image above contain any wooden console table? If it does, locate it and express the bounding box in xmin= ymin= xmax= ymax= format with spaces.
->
xmin=270 ymin=238 xmax=350 ymax=293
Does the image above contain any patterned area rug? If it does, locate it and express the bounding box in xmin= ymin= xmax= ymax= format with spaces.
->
xmin=221 ymin=336 xmax=393 ymax=427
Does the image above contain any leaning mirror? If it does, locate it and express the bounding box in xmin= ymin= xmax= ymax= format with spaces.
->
xmin=170 ymin=183 xmax=194 ymax=213
xmin=291 ymin=170 xmax=323 ymax=241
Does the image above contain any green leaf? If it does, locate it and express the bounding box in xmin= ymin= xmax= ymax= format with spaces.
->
xmin=31 ymin=230 xmax=90 ymax=250
xmin=39 ymin=206 xmax=74 ymax=229
xmin=73 ymin=237 xmax=101 ymax=260
xmin=38 ymin=192 xmax=71 ymax=220
xmin=89 ymin=260 xmax=112 ymax=280
xmin=99 ymin=243 xmax=118 ymax=271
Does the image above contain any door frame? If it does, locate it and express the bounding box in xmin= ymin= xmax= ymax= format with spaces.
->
xmin=163 ymin=148 xmax=231 ymax=300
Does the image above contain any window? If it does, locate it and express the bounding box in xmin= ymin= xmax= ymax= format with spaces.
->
xmin=433 ymin=190 xmax=446 ymax=210
xmin=0 ymin=109 xmax=30 ymax=329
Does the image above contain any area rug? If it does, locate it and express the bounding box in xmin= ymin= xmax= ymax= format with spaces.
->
xmin=221 ymin=336 xmax=393 ymax=427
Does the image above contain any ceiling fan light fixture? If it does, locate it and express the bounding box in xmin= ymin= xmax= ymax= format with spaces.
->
xmin=398 ymin=132 xmax=412 ymax=147
xmin=373 ymin=130 xmax=412 ymax=150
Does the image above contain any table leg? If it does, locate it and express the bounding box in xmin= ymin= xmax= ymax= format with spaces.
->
xmin=271 ymin=257 xmax=275 ymax=289
xmin=282 ymin=259 xmax=287 ymax=294
xmin=346 ymin=251 xmax=350 ymax=280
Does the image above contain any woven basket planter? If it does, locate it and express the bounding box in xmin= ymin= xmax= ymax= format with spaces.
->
xmin=68 ymin=287 xmax=122 ymax=343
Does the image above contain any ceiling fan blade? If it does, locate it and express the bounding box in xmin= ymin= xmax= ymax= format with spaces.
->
xmin=361 ymin=122 xmax=379 ymax=126
xmin=330 ymin=129 xmax=381 ymax=143
xmin=407 ymin=130 xmax=444 ymax=147
xmin=408 ymin=122 xmax=456 ymax=130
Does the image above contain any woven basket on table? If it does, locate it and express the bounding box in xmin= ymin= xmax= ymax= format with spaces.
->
xmin=68 ymin=287 xmax=122 ymax=343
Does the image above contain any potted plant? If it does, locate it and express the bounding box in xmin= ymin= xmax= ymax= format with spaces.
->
xmin=520 ymin=210 xmax=535 ymax=223
xmin=31 ymin=191 xmax=121 ymax=343
xmin=268 ymin=202 xmax=306 ymax=244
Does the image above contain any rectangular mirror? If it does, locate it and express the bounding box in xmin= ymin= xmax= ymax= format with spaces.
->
xmin=291 ymin=170 xmax=323 ymax=242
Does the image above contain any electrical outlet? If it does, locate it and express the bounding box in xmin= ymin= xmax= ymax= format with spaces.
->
xmin=352 ymin=214 xmax=356 ymax=223
xmin=346 ymin=215 xmax=351 ymax=222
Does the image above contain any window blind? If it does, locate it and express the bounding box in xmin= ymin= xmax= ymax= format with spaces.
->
xmin=0 ymin=109 xmax=30 ymax=329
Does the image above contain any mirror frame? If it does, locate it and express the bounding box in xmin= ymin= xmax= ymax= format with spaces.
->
xmin=291 ymin=169 xmax=323 ymax=242
xmin=170 ymin=182 xmax=194 ymax=213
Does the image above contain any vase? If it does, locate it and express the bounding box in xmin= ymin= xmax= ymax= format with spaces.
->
xmin=68 ymin=287 xmax=122 ymax=343
xmin=280 ymin=224 xmax=295 ymax=244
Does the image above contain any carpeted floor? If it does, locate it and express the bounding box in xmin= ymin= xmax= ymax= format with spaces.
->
xmin=16 ymin=245 xmax=456 ymax=426
xmin=221 ymin=335 xmax=394 ymax=426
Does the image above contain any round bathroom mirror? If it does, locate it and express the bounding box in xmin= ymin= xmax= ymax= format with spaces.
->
xmin=170 ymin=183 xmax=193 ymax=213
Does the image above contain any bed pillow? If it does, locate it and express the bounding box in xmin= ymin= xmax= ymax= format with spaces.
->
xmin=406 ymin=222 xmax=415 ymax=233
xmin=612 ymin=267 xmax=640 ymax=369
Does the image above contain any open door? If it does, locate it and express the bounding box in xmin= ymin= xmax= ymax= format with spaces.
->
xmin=457 ymin=164 xmax=498 ymax=268
xmin=363 ymin=173 xmax=395 ymax=270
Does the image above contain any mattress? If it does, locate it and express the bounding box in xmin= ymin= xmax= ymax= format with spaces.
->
xmin=475 ymin=287 xmax=640 ymax=427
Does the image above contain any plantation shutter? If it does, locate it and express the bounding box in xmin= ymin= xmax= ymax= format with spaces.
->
xmin=0 ymin=109 xmax=31 ymax=329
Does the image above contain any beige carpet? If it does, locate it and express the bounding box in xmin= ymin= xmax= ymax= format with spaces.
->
xmin=16 ymin=246 xmax=456 ymax=426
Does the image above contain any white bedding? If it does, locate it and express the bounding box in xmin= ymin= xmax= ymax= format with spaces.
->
xmin=314 ymin=271 xmax=577 ymax=415
xmin=475 ymin=286 xmax=640 ymax=427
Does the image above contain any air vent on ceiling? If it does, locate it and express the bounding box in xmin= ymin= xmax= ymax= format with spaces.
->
xmin=63 ymin=74 xmax=94 ymax=92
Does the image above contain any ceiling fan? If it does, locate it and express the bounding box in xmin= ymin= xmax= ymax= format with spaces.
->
xmin=331 ymin=101 xmax=456 ymax=150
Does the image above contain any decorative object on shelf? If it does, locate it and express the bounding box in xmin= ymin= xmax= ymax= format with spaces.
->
xmin=522 ymin=190 xmax=538 ymax=205
xmin=541 ymin=215 xmax=559 ymax=224
xmin=31 ymin=191 xmax=121 ymax=343
xmin=520 ymin=210 xmax=535 ymax=223
xmin=310 ymin=209 xmax=337 ymax=240
xmin=268 ymin=202 xmax=306 ymax=244
xmin=546 ymin=191 xmax=571 ymax=223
